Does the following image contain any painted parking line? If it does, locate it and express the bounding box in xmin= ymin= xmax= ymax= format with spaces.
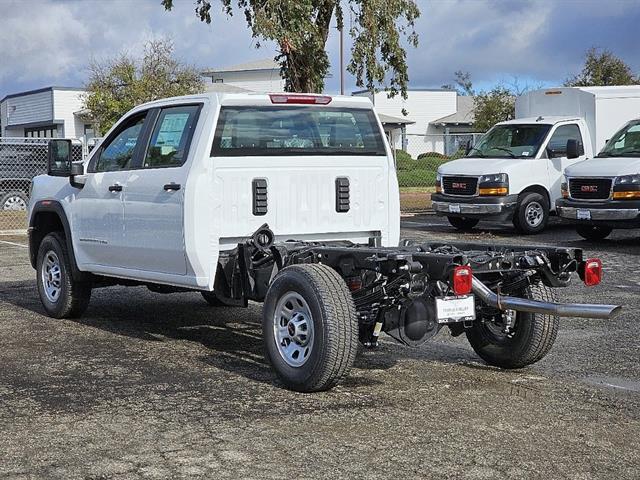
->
xmin=0 ymin=240 xmax=28 ymax=248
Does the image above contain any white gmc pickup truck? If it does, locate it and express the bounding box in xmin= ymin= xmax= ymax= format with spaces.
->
xmin=28 ymin=92 xmax=619 ymax=392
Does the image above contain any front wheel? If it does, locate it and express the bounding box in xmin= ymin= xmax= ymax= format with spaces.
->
xmin=576 ymin=225 xmax=612 ymax=241
xmin=466 ymin=283 xmax=559 ymax=369
xmin=447 ymin=216 xmax=479 ymax=231
xmin=262 ymin=264 xmax=358 ymax=392
xmin=36 ymin=232 xmax=91 ymax=319
xmin=513 ymin=192 xmax=549 ymax=234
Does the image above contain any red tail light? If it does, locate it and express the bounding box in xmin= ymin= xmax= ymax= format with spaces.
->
xmin=584 ymin=258 xmax=602 ymax=286
xmin=452 ymin=265 xmax=473 ymax=295
xmin=269 ymin=94 xmax=332 ymax=105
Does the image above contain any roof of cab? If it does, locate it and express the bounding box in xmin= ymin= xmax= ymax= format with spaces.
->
xmin=497 ymin=115 xmax=583 ymax=126
xmin=130 ymin=92 xmax=374 ymax=113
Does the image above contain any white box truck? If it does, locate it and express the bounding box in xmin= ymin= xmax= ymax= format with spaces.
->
xmin=431 ymin=86 xmax=640 ymax=234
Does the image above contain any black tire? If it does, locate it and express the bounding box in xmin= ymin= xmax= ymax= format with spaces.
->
xmin=513 ymin=192 xmax=549 ymax=234
xmin=36 ymin=232 xmax=91 ymax=319
xmin=201 ymin=290 xmax=235 ymax=307
xmin=447 ymin=216 xmax=479 ymax=231
xmin=576 ymin=225 xmax=612 ymax=241
xmin=466 ymin=283 xmax=559 ymax=369
xmin=262 ymin=264 xmax=358 ymax=392
xmin=1 ymin=190 xmax=28 ymax=211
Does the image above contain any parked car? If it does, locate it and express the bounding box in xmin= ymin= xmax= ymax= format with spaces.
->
xmin=431 ymin=86 xmax=640 ymax=234
xmin=27 ymin=92 xmax=619 ymax=392
xmin=0 ymin=141 xmax=82 ymax=210
xmin=556 ymin=118 xmax=640 ymax=239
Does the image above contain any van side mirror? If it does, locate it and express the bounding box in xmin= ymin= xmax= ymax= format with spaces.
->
xmin=566 ymin=139 xmax=580 ymax=159
xmin=47 ymin=139 xmax=73 ymax=176
xmin=464 ymin=141 xmax=472 ymax=155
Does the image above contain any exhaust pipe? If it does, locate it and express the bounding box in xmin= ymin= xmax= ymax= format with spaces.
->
xmin=471 ymin=277 xmax=622 ymax=320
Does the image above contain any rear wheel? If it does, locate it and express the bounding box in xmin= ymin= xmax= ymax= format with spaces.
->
xmin=576 ymin=225 xmax=612 ymax=241
xmin=513 ymin=192 xmax=549 ymax=234
xmin=36 ymin=232 xmax=91 ymax=319
xmin=447 ymin=216 xmax=479 ymax=231
xmin=262 ymin=264 xmax=358 ymax=392
xmin=466 ymin=283 xmax=559 ymax=369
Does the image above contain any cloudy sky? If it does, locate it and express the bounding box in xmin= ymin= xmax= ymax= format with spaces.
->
xmin=0 ymin=0 xmax=639 ymax=97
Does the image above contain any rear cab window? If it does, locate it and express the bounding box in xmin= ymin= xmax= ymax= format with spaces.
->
xmin=211 ymin=106 xmax=386 ymax=157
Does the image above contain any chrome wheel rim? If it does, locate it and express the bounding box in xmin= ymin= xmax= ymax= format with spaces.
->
xmin=41 ymin=251 xmax=62 ymax=303
xmin=3 ymin=195 xmax=27 ymax=211
xmin=524 ymin=201 xmax=544 ymax=228
xmin=273 ymin=291 xmax=314 ymax=367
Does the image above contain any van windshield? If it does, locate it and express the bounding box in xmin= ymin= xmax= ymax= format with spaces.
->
xmin=211 ymin=106 xmax=387 ymax=157
xmin=597 ymin=120 xmax=640 ymax=157
xmin=468 ymin=124 xmax=551 ymax=159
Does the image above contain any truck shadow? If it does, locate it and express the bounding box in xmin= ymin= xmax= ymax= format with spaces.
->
xmin=0 ymin=281 xmax=483 ymax=390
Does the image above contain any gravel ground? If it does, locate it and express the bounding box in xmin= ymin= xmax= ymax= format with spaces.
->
xmin=0 ymin=218 xmax=639 ymax=480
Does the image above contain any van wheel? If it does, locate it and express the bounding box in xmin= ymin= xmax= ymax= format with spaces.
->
xmin=513 ymin=192 xmax=549 ymax=234
xmin=36 ymin=232 xmax=91 ymax=319
xmin=1 ymin=190 xmax=28 ymax=211
xmin=262 ymin=264 xmax=358 ymax=392
xmin=576 ymin=225 xmax=612 ymax=241
xmin=447 ymin=216 xmax=479 ymax=231
xmin=466 ymin=283 xmax=559 ymax=368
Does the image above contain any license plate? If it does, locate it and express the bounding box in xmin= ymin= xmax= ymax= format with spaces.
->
xmin=577 ymin=209 xmax=591 ymax=220
xmin=449 ymin=204 xmax=461 ymax=213
xmin=436 ymin=295 xmax=476 ymax=323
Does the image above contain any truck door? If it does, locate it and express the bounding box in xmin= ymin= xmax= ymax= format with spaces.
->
xmin=74 ymin=112 xmax=149 ymax=269
xmin=121 ymin=105 xmax=201 ymax=275
xmin=544 ymin=123 xmax=587 ymax=204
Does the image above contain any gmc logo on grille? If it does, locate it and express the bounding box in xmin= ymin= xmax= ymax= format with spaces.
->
xmin=452 ymin=182 xmax=467 ymax=189
xmin=581 ymin=185 xmax=598 ymax=192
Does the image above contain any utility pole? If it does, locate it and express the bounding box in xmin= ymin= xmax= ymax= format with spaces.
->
xmin=339 ymin=25 xmax=345 ymax=95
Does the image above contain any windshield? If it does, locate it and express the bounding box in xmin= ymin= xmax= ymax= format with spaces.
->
xmin=468 ymin=124 xmax=551 ymax=159
xmin=597 ymin=120 xmax=640 ymax=157
xmin=211 ymin=106 xmax=387 ymax=156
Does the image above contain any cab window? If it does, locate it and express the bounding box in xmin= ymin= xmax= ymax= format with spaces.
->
xmin=94 ymin=114 xmax=147 ymax=172
xmin=143 ymin=105 xmax=200 ymax=168
xmin=547 ymin=124 xmax=584 ymax=158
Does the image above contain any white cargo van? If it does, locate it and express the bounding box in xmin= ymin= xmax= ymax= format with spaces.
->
xmin=431 ymin=86 xmax=640 ymax=234
xmin=557 ymin=117 xmax=640 ymax=240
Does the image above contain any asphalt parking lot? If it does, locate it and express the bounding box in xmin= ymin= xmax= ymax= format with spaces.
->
xmin=1 ymin=217 xmax=639 ymax=480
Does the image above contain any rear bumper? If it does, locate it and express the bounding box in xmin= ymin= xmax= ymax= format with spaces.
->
xmin=431 ymin=193 xmax=518 ymax=221
xmin=556 ymin=199 xmax=640 ymax=229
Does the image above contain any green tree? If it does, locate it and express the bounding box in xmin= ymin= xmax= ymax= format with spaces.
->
xmin=161 ymin=0 xmax=420 ymax=98
xmin=565 ymin=48 xmax=639 ymax=86
xmin=473 ymin=87 xmax=514 ymax=132
xmin=442 ymin=70 xmax=474 ymax=96
xmin=84 ymin=39 xmax=204 ymax=134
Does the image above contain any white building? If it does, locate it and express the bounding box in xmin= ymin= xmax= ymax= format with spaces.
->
xmin=353 ymin=89 xmax=479 ymax=157
xmin=201 ymin=58 xmax=285 ymax=93
xmin=0 ymin=86 xmax=95 ymax=139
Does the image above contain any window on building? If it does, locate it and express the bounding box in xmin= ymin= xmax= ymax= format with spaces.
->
xmin=25 ymin=126 xmax=58 ymax=138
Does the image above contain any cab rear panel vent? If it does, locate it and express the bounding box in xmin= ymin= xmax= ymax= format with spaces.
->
xmin=253 ymin=179 xmax=268 ymax=216
xmin=336 ymin=177 xmax=350 ymax=213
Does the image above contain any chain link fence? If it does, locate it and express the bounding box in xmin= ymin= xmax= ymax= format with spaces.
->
xmin=396 ymin=133 xmax=484 ymax=213
xmin=0 ymin=138 xmax=85 ymax=231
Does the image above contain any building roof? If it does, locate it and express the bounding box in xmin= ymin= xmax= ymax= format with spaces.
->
xmin=378 ymin=113 xmax=415 ymax=125
xmin=202 ymin=58 xmax=280 ymax=76
xmin=432 ymin=95 xmax=475 ymax=125
xmin=1 ymin=86 xmax=85 ymax=103
xmin=204 ymin=83 xmax=252 ymax=94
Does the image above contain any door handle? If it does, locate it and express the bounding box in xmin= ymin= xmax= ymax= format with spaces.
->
xmin=108 ymin=184 xmax=123 ymax=192
xmin=163 ymin=183 xmax=181 ymax=191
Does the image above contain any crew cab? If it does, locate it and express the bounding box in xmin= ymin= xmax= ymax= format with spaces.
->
xmin=432 ymin=86 xmax=640 ymax=234
xmin=557 ymin=118 xmax=640 ymax=240
xmin=27 ymin=92 xmax=620 ymax=392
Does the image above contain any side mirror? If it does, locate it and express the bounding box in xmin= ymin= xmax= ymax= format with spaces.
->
xmin=566 ymin=139 xmax=580 ymax=159
xmin=47 ymin=139 xmax=72 ymax=176
xmin=464 ymin=141 xmax=472 ymax=155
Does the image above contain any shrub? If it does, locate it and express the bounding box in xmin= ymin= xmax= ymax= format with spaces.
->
xmin=395 ymin=150 xmax=416 ymax=170
xmin=417 ymin=151 xmax=448 ymax=160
